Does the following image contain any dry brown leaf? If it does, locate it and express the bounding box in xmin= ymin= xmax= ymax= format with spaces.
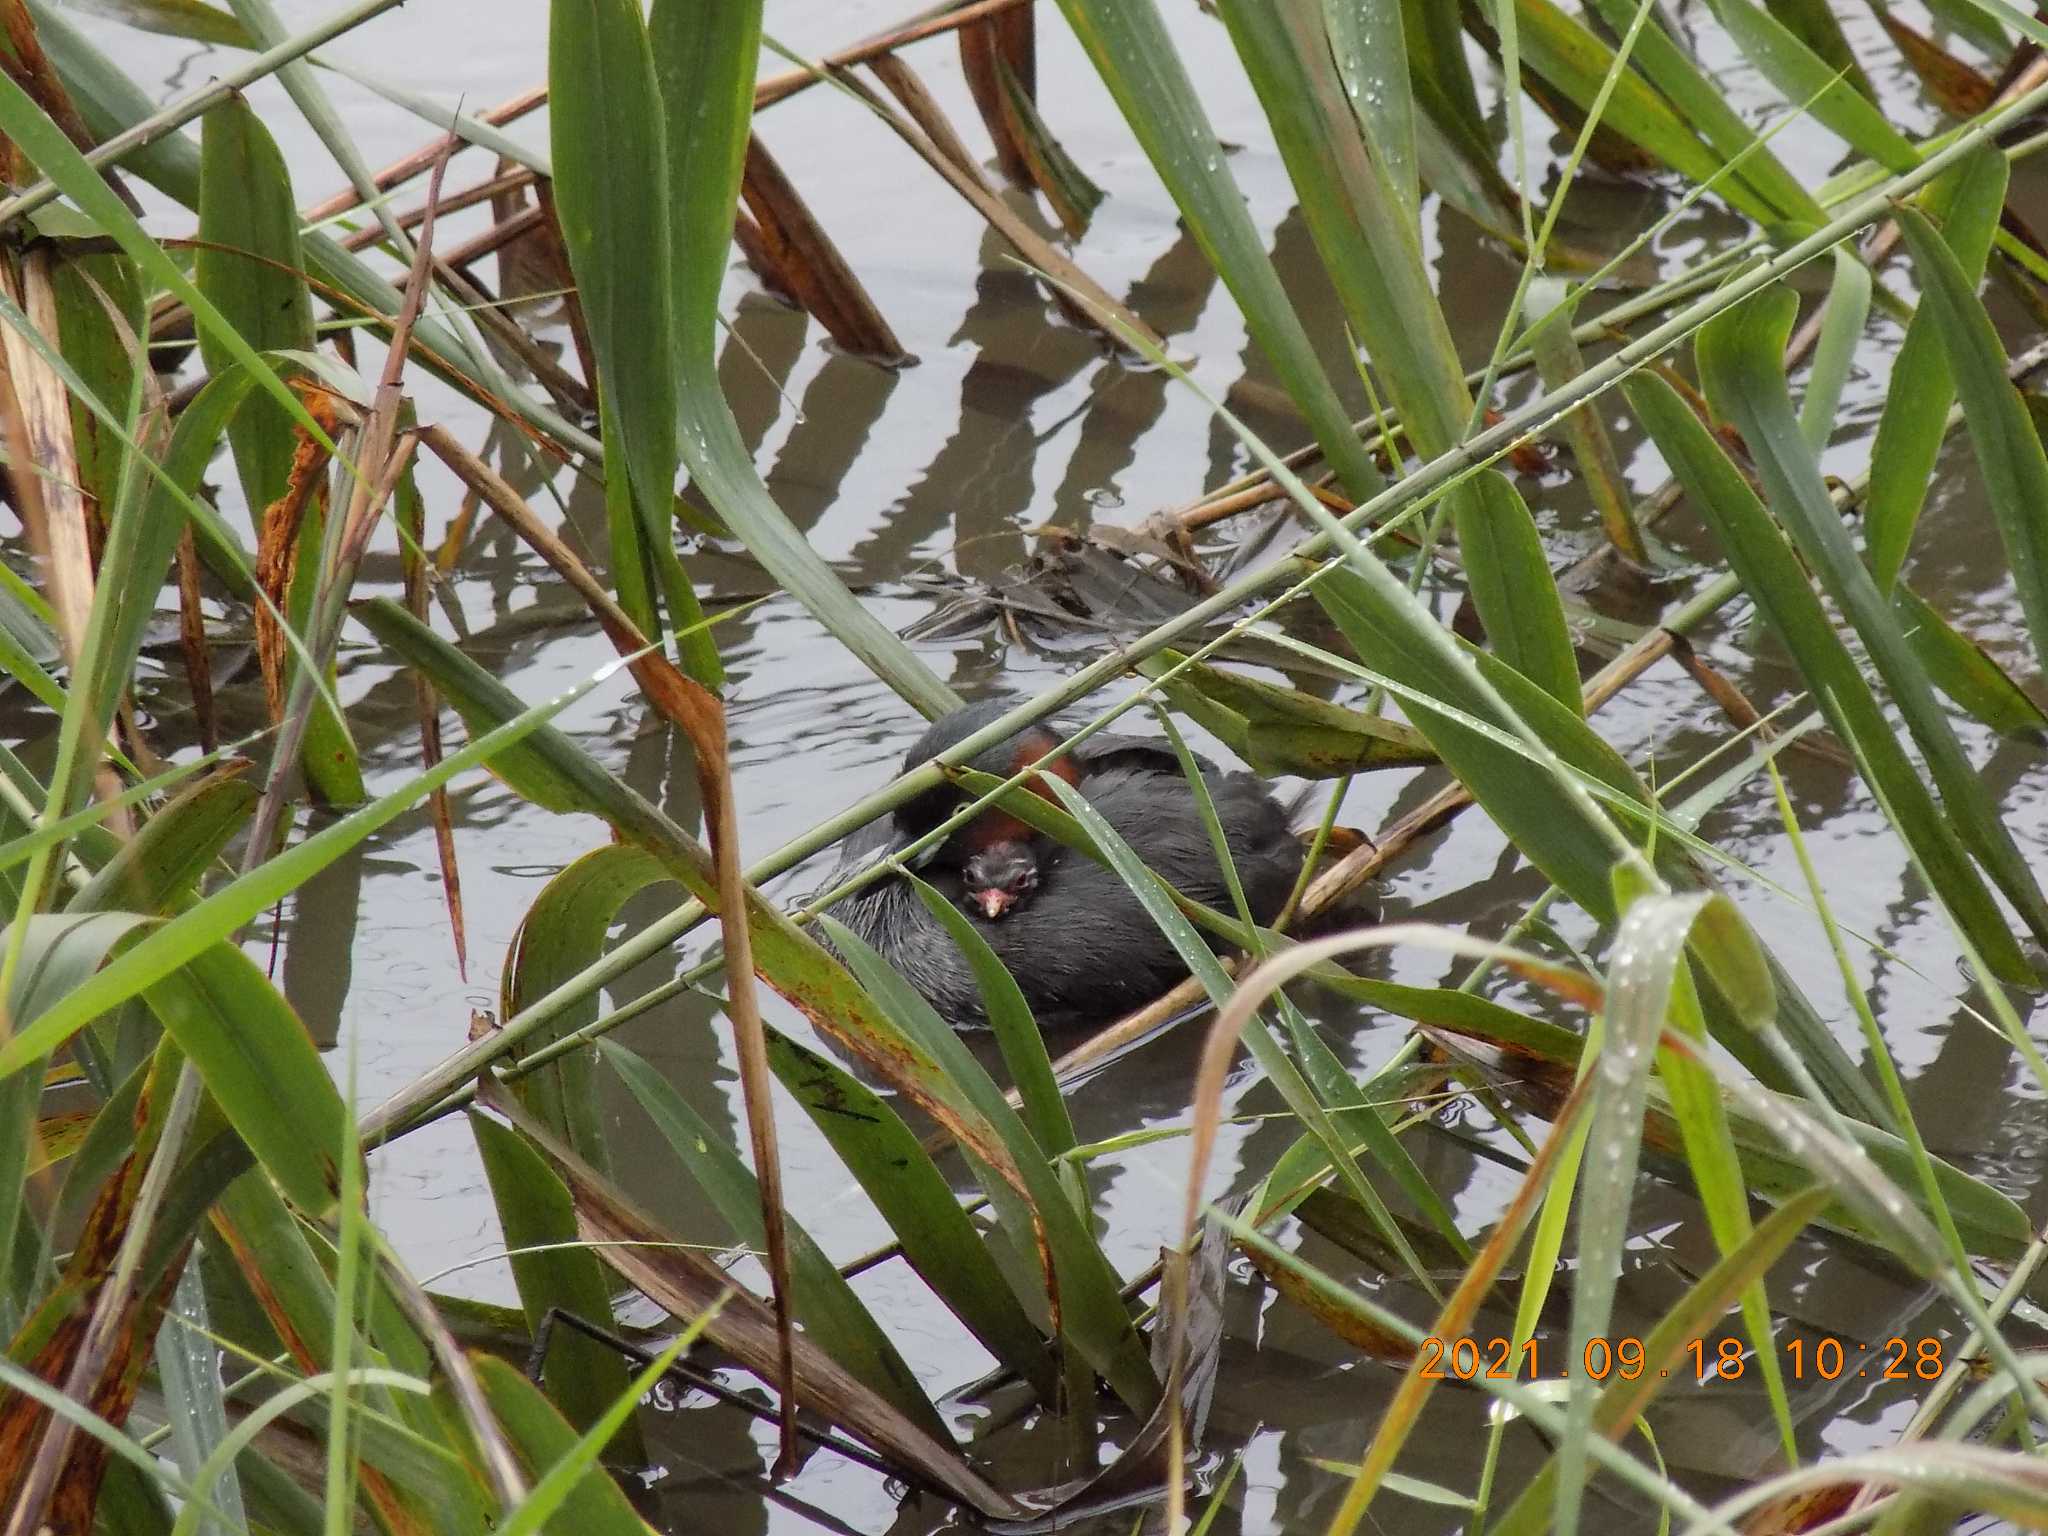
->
xmin=957 ymin=4 xmax=1036 ymax=184
xmin=175 ymin=526 xmax=218 ymax=754
xmin=1880 ymin=12 xmax=1996 ymax=117
xmin=530 ymin=177 xmax=598 ymax=389
xmin=740 ymin=134 xmax=910 ymax=365
xmin=1241 ymin=1238 xmax=1416 ymax=1362
xmin=860 ymin=54 xmax=1166 ymax=353
xmin=252 ymin=382 xmax=345 ymax=723
xmin=0 ymin=1 xmax=125 ymax=203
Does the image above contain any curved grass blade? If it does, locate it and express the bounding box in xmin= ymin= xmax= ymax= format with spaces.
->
xmin=1635 ymin=375 xmax=2041 ymax=1013
xmin=1798 ymin=247 xmax=1871 ymax=451
xmin=48 ymin=252 xmax=141 ymax=517
xmin=1555 ymin=890 xmax=1708 ymax=1536
xmin=1133 ymin=649 xmax=1435 ymax=777
xmin=1312 ymin=563 xmax=1626 ymax=917
xmin=139 ymin=943 xmax=345 ymax=1219
xmin=197 ymin=94 xmax=361 ymax=806
xmin=1216 ymin=0 xmax=1466 ymax=455
xmin=1526 ymin=281 xmax=1648 ymax=564
xmin=502 ymin=845 xmax=673 ymax=1170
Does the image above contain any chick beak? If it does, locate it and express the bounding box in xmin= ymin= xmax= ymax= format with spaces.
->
xmin=974 ymin=888 xmax=1015 ymax=920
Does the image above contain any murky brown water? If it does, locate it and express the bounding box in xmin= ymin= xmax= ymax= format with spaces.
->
xmin=50 ymin=2 xmax=2048 ymax=1530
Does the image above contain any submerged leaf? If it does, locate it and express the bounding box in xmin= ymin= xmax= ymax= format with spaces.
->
xmin=1135 ymin=649 xmax=1435 ymax=777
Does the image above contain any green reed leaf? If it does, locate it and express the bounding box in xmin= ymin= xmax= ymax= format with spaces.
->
xmin=1693 ymin=289 xmax=2048 ymax=964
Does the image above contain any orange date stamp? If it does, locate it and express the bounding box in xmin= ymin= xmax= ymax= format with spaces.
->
xmin=1419 ymin=1335 xmax=1947 ymax=1383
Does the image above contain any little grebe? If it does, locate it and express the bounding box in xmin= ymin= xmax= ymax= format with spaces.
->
xmin=834 ymin=701 xmax=1303 ymax=1029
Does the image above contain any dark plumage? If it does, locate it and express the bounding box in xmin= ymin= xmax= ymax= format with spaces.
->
xmin=833 ymin=700 xmax=1304 ymax=1029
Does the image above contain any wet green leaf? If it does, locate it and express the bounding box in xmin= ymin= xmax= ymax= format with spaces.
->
xmin=1557 ymin=890 xmax=1709 ymax=1536
xmin=468 ymin=1111 xmax=636 ymax=1440
xmin=503 ymin=846 xmax=675 ymax=1170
